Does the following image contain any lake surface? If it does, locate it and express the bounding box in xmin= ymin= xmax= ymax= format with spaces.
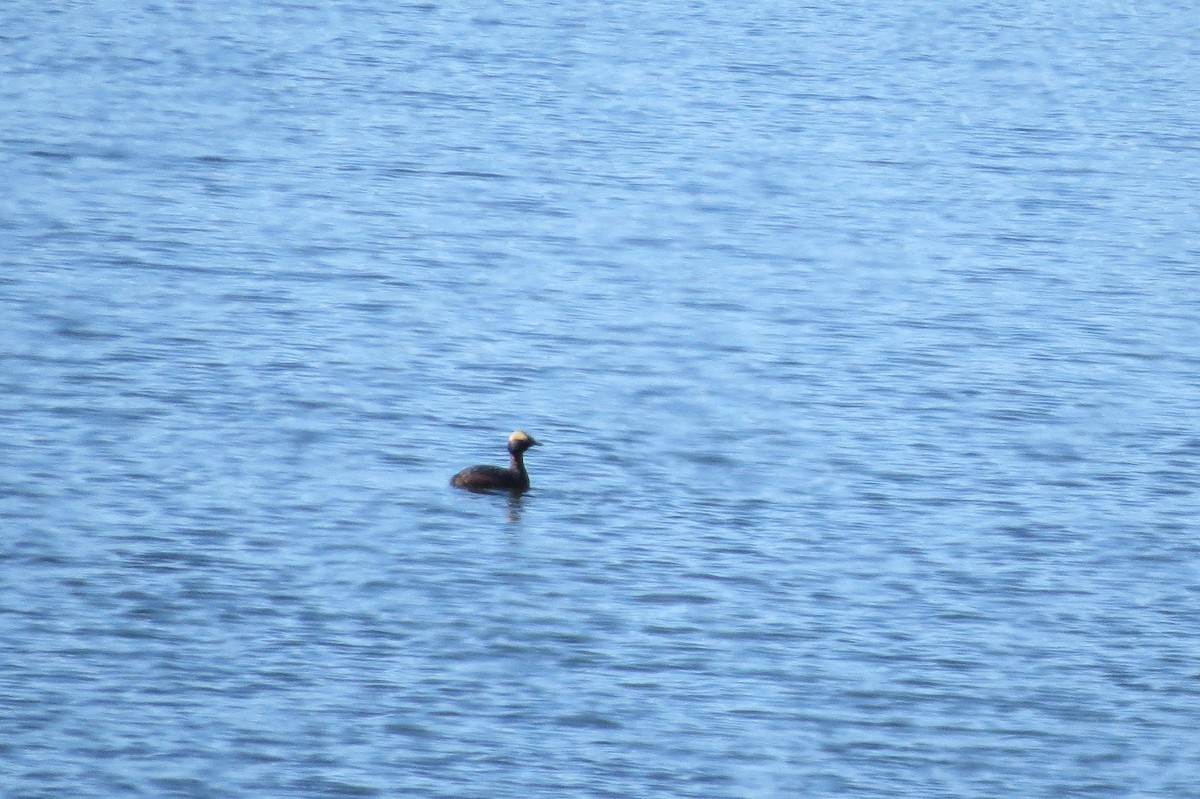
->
xmin=3 ymin=1 xmax=1199 ymax=797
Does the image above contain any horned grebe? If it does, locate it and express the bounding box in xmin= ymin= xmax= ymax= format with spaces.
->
xmin=450 ymin=430 xmax=540 ymax=493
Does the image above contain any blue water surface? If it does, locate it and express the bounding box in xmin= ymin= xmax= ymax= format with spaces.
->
xmin=3 ymin=1 xmax=1199 ymax=797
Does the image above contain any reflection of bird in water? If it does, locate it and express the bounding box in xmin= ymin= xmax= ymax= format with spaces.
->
xmin=450 ymin=430 xmax=541 ymax=493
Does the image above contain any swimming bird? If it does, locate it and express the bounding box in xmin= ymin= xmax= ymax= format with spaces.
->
xmin=450 ymin=430 xmax=541 ymax=493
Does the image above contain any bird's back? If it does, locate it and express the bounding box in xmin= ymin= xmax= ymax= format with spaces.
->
xmin=450 ymin=464 xmax=524 ymax=492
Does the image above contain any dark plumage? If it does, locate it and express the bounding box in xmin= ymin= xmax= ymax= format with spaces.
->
xmin=450 ymin=430 xmax=540 ymax=493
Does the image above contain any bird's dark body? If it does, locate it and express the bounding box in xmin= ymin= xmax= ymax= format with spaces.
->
xmin=450 ymin=464 xmax=528 ymax=492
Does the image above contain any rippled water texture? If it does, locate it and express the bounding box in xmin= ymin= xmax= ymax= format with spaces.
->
xmin=3 ymin=1 xmax=1199 ymax=797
